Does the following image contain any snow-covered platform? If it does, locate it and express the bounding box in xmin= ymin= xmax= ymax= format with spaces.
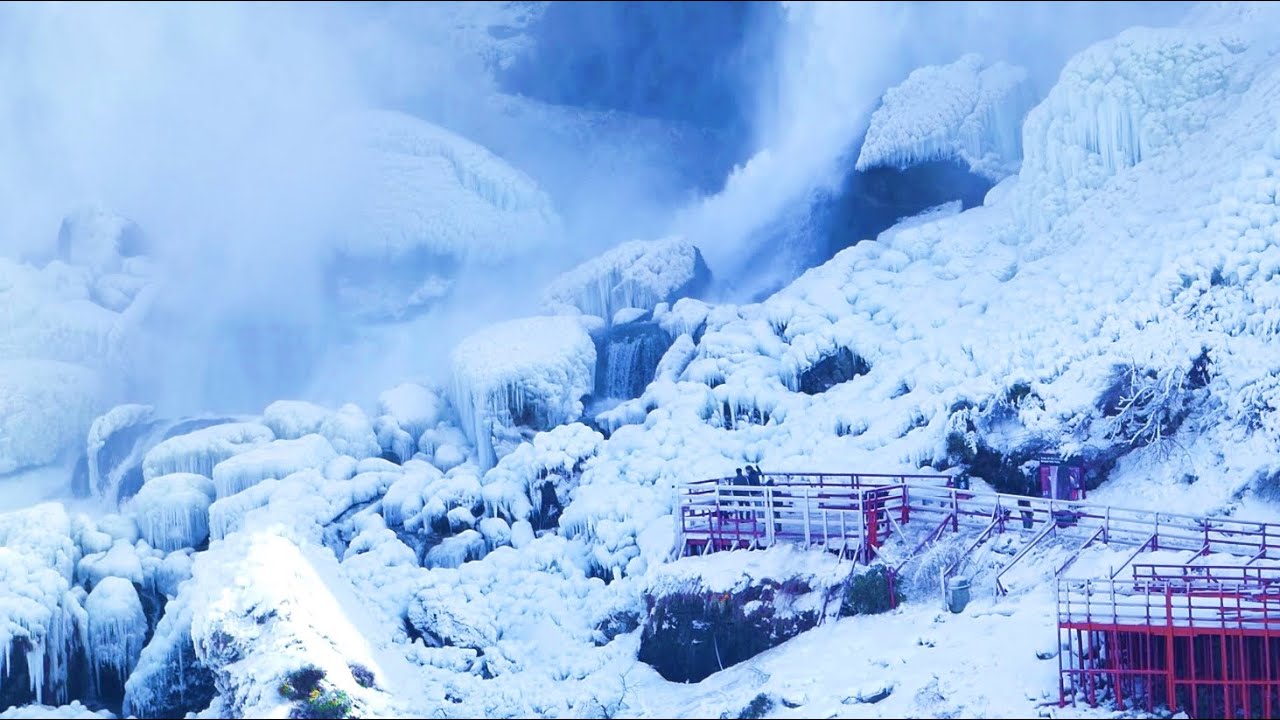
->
xmin=676 ymin=471 xmax=1280 ymax=720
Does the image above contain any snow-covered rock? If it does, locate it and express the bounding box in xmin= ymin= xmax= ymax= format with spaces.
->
xmin=857 ymin=53 xmax=1034 ymax=181
xmin=141 ymin=423 xmax=274 ymax=482
xmin=262 ymin=401 xmax=331 ymax=440
xmin=210 ymin=435 xmax=338 ymax=499
xmin=377 ymin=383 xmax=446 ymax=439
xmin=84 ymin=577 xmax=147 ymax=689
xmin=541 ymin=236 xmax=710 ymax=323
xmin=317 ymin=404 xmax=380 ymax=460
xmin=129 ymin=474 xmax=216 ymax=552
xmin=335 ymin=109 xmax=562 ymax=264
xmin=450 ymin=316 xmax=597 ymax=469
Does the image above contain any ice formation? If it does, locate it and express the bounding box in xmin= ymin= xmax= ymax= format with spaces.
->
xmin=129 ymin=474 xmax=216 ymax=552
xmin=450 ymin=316 xmax=597 ymax=469
xmin=857 ymin=53 xmax=1034 ymax=181
xmin=86 ymin=405 xmax=156 ymax=501
xmin=1018 ymin=23 xmax=1257 ymax=232
xmin=541 ymin=236 xmax=710 ymax=323
xmin=335 ymin=109 xmax=562 ymax=264
xmin=373 ymin=416 xmax=416 ymax=465
xmin=595 ymin=321 xmax=673 ymax=401
xmin=0 ymin=701 xmax=113 ymax=719
xmin=0 ymin=361 xmax=103 ymax=475
xmin=55 ymin=206 xmax=147 ymax=275
xmin=261 ymin=401 xmax=330 ymax=440
xmin=141 ymin=423 xmax=274 ymax=481
xmin=317 ymin=404 xmax=381 ymax=460
xmin=84 ymin=577 xmax=147 ymax=690
xmin=376 ymin=383 xmax=445 ymax=439
xmin=0 ymin=504 xmax=79 ymax=706
xmin=210 ymin=435 xmax=338 ymax=499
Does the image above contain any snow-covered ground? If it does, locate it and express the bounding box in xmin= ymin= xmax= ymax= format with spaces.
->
xmin=7 ymin=2 xmax=1280 ymax=719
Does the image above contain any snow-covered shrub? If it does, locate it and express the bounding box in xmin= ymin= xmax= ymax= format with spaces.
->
xmin=278 ymin=665 xmax=325 ymax=701
xmin=347 ymin=662 xmax=375 ymax=689
xmin=293 ymin=688 xmax=353 ymax=720
xmin=839 ymin=565 xmax=900 ymax=616
xmin=1093 ymin=361 xmax=1198 ymax=449
xmin=278 ymin=665 xmax=353 ymax=720
xmin=726 ymin=693 xmax=776 ymax=720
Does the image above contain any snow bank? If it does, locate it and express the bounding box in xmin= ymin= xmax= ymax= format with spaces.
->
xmin=0 ymin=361 xmax=103 ymax=476
xmin=450 ymin=316 xmax=597 ymax=469
xmin=857 ymin=53 xmax=1033 ymax=181
xmin=142 ymin=422 xmax=274 ymax=481
xmin=0 ymin=702 xmax=114 ymax=719
xmin=541 ymin=236 xmax=709 ymax=322
xmin=129 ymin=473 xmax=217 ymax=552
xmin=210 ymin=435 xmax=338 ymax=499
xmin=407 ymin=534 xmax=633 ymax=679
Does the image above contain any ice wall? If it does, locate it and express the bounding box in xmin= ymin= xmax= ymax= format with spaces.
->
xmin=540 ymin=236 xmax=710 ymax=322
xmin=450 ymin=316 xmax=597 ymax=469
xmin=856 ymin=53 xmax=1034 ymax=181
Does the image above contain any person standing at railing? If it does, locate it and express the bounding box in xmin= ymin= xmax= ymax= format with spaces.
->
xmin=732 ymin=468 xmax=750 ymax=520
xmin=1019 ymin=474 xmax=1036 ymax=530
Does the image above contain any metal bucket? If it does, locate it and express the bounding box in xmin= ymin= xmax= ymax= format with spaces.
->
xmin=946 ymin=576 xmax=971 ymax=614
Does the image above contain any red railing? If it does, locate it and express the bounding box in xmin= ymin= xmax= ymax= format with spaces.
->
xmin=677 ymin=473 xmax=1280 ymax=570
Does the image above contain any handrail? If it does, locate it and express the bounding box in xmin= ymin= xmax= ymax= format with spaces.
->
xmin=940 ymin=514 xmax=1003 ymax=590
xmin=895 ymin=511 xmax=958 ymax=575
xmin=1110 ymin=533 xmax=1159 ymax=579
xmin=995 ymin=519 xmax=1058 ymax=595
xmin=676 ymin=473 xmax=1280 ymax=578
xmin=1055 ymin=525 xmax=1106 ymax=577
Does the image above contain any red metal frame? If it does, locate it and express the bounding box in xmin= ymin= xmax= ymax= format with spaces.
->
xmin=1058 ymin=570 xmax=1280 ymax=718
